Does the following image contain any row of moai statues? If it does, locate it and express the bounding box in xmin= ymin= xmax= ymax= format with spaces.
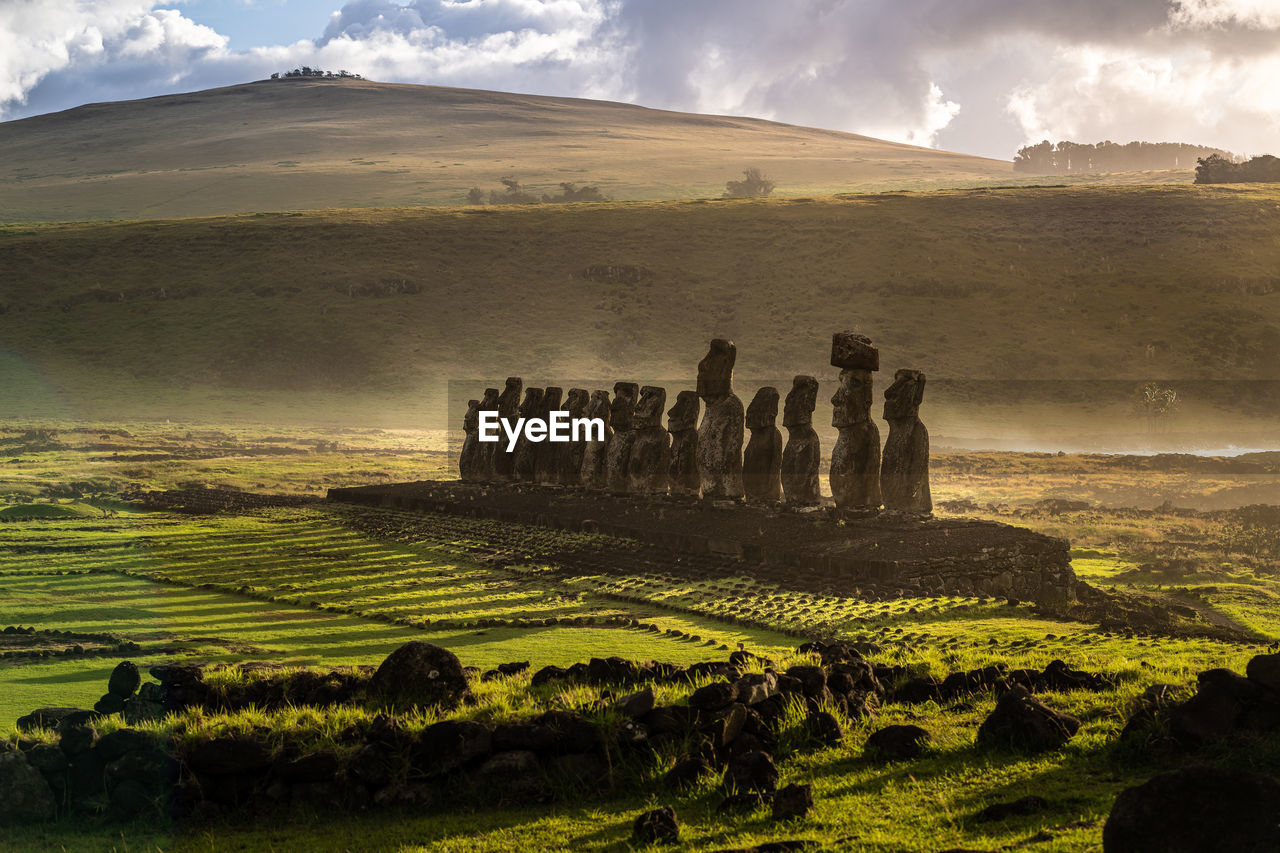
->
xmin=457 ymin=332 xmax=931 ymax=513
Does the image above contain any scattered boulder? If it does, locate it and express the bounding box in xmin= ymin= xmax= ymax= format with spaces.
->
xmin=95 ymin=728 xmax=154 ymax=763
xmin=665 ymin=756 xmax=714 ymax=790
xmin=771 ymin=783 xmax=813 ymax=821
xmin=616 ymin=686 xmax=656 ymax=719
xmin=187 ymin=737 xmax=271 ymax=776
xmin=864 ymin=724 xmax=930 ymax=761
xmin=724 ymin=750 xmax=778 ymax=794
xmin=0 ymin=751 xmax=56 ymax=824
xmin=976 ymin=687 xmax=1079 ymax=752
xmin=717 ymin=792 xmax=768 ymax=814
xmin=1245 ymin=653 xmax=1280 ymax=693
xmin=417 ymin=719 xmax=492 ymax=775
xmin=370 ymin=642 xmax=470 ymax=710
xmin=108 ymin=661 xmax=142 ymax=698
xmin=473 ymin=750 xmax=550 ymax=804
xmin=893 ymin=676 xmax=941 ymax=704
xmin=15 ymin=707 xmax=93 ymax=732
xmin=735 ymin=673 xmax=779 ymax=706
xmin=805 ymin=711 xmax=843 ymax=748
xmin=1103 ymin=766 xmax=1280 ymax=852
xmin=59 ymin=724 xmax=97 ymax=757
xmin=690 ymin=681 xmax=739 ymax=710
xmin=633 ymin=805 xmax=680 ymax=844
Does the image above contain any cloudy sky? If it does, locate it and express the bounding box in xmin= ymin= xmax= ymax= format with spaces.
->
xmin=2 ymin=0 xmax=1278 ymax=159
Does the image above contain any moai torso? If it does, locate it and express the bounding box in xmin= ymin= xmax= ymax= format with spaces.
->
xmin=742 ymin=386 xmax=782 ymax=503
xmin=459 ymin=397 xmax=482 ymax=481
xmin=880 ymin=369 xmax=931 ymax=515
xmin=511 ymin=387 xmax=544 ymax=482
xmin=696 ymin=339 xmax=744 ymax=500
xmin=627 ymin=386 xmax=671 ymax=494
xmin=780 ymin=375 xmax=821 ymax=506
xmin=491 ymin=376 xmax=523 ymax=480
xmin=829 ymin=332 xmax=882 ymax=510
xmin=579 ymin=390 xmax=613 ymax=489
xmin=604 ymin=382 xmax=640 ymax=493
xmin=473 ymin=387 xmax=501 ymax=482
xmin=666 ymin=390 xmax=701 ymax=497
xmin=533 ymin=386 xmax=564 ymax=485
xmin=559 ymin=388 xmax=590 ymax=486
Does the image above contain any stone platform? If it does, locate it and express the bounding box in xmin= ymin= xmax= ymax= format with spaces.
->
xmin=327 ymin=481 xmax=1076 ymax=604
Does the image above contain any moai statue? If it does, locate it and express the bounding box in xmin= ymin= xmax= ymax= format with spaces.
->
xmin=696 ymin=339 xmax=744 ymax=500
xmin=829 ymin=332 xmax=881 ymax=511
xmin=511 ymin=387 xmax=544 ymax=482
xmin=578 ymin=390 xmax=613 ymax=489
xmin=458 ymin=397 xmax=481 ymax=482
xmin=628 ymin=386 xmax=671 ymax=494
xmin=558 ymin=388 xmax=590 ymax=486
xmin=880 ymin=369 xmax=931 ymax=515
xmin=491 ymin=376 xmax=523 ymax=481
xmin=473 ymin=386 xmax=501 ymax=482
xmin=666 ymin=390 xmax=701 ymax=497
xmin=604 ymin=382 xmax=640 ymax=493
xmin=742 ymin=386 xmax=782 ymax=503
xmin=780 ymin=376 xmax=821 ymax=506
xmin=533 ymin=387 xmax=564 ymax=485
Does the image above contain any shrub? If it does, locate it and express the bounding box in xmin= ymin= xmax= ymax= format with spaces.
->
xmin=723 ymin=168 xmax=775 ymax=198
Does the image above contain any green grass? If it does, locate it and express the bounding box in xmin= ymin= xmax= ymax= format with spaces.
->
xmin=2 ymin=425 xmax=1280 ymax=851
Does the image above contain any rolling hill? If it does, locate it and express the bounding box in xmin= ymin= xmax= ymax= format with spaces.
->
xmin=0 ymin=77 xmax=1032 ymax=222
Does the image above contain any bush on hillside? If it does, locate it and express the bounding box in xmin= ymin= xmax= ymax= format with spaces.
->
xmin=724 ymin=168 xmax=775 ymax=198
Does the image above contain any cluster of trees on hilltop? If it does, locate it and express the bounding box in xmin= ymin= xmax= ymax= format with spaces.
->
xmin=1013 ymin=140 xmax=1232 ymax=173
xmin=1194 ymin=154 xmax=1280 ymax=184
xmin=467 ymin=178 xmax=609 ymax=205
xmin=270 ymin=68 xmax=362 ymax=80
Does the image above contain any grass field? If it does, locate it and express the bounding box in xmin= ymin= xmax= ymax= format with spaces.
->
xmin=3 ymin=425 xmax=1280 ymax=850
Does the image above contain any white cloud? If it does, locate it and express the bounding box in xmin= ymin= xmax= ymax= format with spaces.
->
xmin=1004 ymin=37 xmax=1280 ymax=154
xmin=1169 ymin=0 xmax=1280 ymax=29
xmin=1 ymin=0 xmax=1279 ymax=161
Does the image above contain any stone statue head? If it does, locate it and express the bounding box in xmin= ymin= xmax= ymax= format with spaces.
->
xmin=565 ymin=388 xmax=589 ymax=419
xmin=745 ymin=386 xmax=779 ymax=430
xmin=883 ymin=369 xmax=926 ymax=420
xmin=585 ymin=390 xmax=612 ymax=427
xmin=667 ymin=390 xmax=700 ymax=432
xmin=463 ymin=399 xmax=480 ymax=432
xmin=479 ymin=387 xmax=500 ymax=411
xmin=498 ymin=377 xmax=523 ymax=417
xmin=611 ymin=382 xmax=639 ymax=430
xmin=831 ymin=369 xmax=873 ymax=428
xmin=540 ymin=387 xmax=563 ymax=419
xmin=517 ymin=387 xmax=544 ymax=418
xmin=633 ymin=386 xmax=667 ymax=429
xmin=783 ymin=375 xmax=818 ymax=428
xmin=697 ymin=338 xmax=736 ymax=399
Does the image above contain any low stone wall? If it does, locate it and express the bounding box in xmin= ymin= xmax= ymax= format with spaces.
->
xmin=328 ymin=481 xmax=1076 ymax=604
xmin=2 ymin=644 xmax=1117 ymax=826
xmin=134 ymin=488 xmax=321 ymax=514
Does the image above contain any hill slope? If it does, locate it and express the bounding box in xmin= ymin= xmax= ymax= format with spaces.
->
xmin=0 ymin=78 xmax=1026 ymax=221
xmin=2 ymin=185 xmax=1278 ymax=439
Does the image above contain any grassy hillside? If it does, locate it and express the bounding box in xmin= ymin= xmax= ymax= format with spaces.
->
xmin=0 ymin=78 xmax=1025 ymax=222
xmin=2 ymin=183 xmax=1278 ymax=439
